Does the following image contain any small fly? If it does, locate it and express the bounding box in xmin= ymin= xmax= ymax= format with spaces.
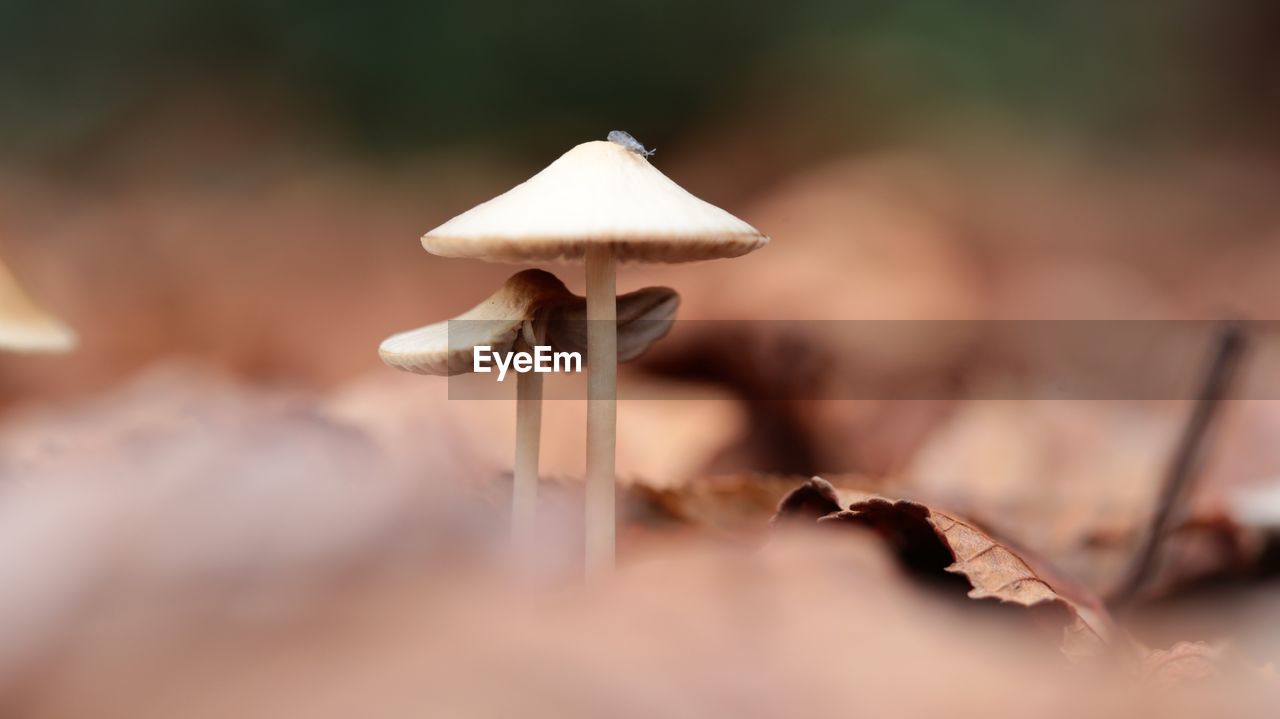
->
xmin=607 ymin=130 xmax=655 ymax=157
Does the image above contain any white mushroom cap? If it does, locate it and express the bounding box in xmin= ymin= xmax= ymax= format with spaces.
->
xmin=0 ymin=257 xmax=76 ymax=354
xmin=422 ymin=140 xmax=768 ymax=263
xmin=379 ymin=270 xmax=573 ymax=376
xmin=379 ymin=269 xmax=680 ymax=375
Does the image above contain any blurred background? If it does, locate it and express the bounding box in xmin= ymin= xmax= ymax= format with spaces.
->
xmin=4 ymin=0 xmax=1280 ymax=397
xmin=2 ymin=2 xmax=1280 ymax=716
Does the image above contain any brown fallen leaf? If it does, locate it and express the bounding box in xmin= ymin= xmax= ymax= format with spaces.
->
xmin=628 ymin=474 xmax=808 ymax=534
xmin=773 ymin=477 xmax=1117 ymax=660
xmin=906 ymin=398 xmax=1280 ymax=601
xmin=630 ymin=472 xmax=902 ymax=536
xmin=1141 ymin=641 xmax=1222 ymax=687
xmin=1138 ymin=640 xmax=1279 ymax=692
xmin=905 ymin=399 xmax=1175 ymax=592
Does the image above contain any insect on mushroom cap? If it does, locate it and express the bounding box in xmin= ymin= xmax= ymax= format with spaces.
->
xmin=421 ymin=138 xmax=768 ymax=264
xmin=606 ymin=130 xmax=655 ymax=157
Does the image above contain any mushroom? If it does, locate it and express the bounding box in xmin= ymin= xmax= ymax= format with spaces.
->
xmin=379 ymin=269 xmax=679 ymax=548
xmin=421 ymin=133 xmax=767 ymax=574
xmin=0 ymin=256 xmax=76 ymax=354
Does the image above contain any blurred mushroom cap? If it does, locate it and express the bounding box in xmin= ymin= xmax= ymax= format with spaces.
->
xmin=379 ymin=269 xmax=680 ymax=375
xmin=422 ymin=140 xmax=767 ymax=264
xmin=0 ymin=257 xmax=76 ymax=354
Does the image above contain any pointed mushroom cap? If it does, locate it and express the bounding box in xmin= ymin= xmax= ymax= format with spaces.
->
xmin=379 ymin=271 xmax=681 ymax=375
xmin=422 ymin=140 xmax=768 ymax=264
xmin=379 ymin=269 xmax=574 ymax=375
xmin=0 ymin=257 xmax=76 ymax=354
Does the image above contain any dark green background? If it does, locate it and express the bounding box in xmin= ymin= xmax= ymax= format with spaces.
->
xmin=3 ymin=0 xmax=1278 ymax=156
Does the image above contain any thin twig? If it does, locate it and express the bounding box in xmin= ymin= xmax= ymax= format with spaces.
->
xmin=1110 ymin=320 xmax=1248 ymax=608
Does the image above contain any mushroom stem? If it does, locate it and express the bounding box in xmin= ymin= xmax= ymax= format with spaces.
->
xmin=585 ymin=244 xmax=617 ymax=577
xmin=512 ymin=336 xmax=543 ymax=549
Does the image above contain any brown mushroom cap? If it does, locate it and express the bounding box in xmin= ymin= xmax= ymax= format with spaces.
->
xmin=546 ymin=286 xmax=679 ymax=362
xmin=422 ymin=140 xmax=768 ymax=264
xmin=379 ymin=269 xmax=680 ymax=376
xmin=0 ymin=257 xmax=76 ymax=354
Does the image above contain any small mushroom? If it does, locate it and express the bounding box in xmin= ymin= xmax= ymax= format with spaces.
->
xmin=380 ymin=269 xmax=573 ymax=376
xmin=545 ymin=286 xmax=680 ymax=363
xmin=0 ymin=256 xmax=76 ymax=354
xmin=422 ymin=134 xmax=766 ymax=574
xmin=379 ymin=269 xmax=679 ymax=548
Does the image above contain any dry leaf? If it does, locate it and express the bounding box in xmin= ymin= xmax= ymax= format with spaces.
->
xmin=907 ymin=399 xmax=1280 ymax=600
xmin=628 ymin=474 xmax=808 ymax=533
xmin=631 ymin=473 xmax=896 ymax=535
xmin=1141 ymin=642 xmax=1222 ymax=687
xmin=774 ymin=477 xmax=1116 ymax=659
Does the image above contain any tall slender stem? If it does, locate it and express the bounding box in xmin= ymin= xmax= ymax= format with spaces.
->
xmin=512 ymin=335 xmax=543 ymax=550
xmin=585 ymin=245 xmax=617 ymax=577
